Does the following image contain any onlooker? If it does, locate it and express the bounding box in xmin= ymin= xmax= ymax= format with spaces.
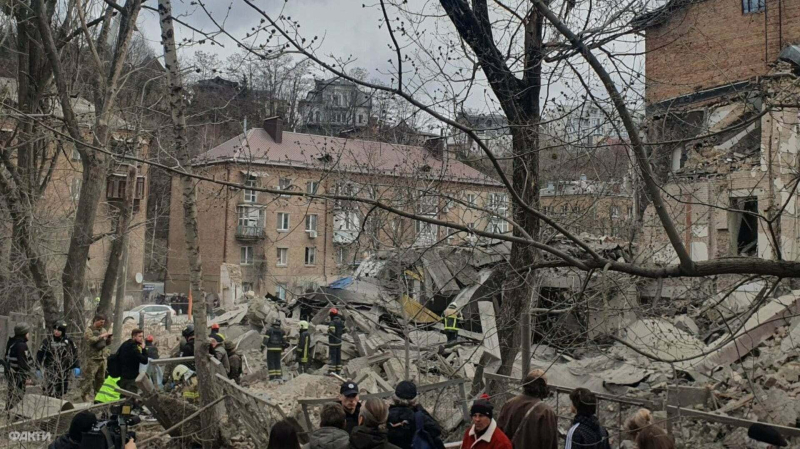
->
xmin=224 ymin=340 xmax=243 ymax=384
xmin=37 ymin=320 xmax=79 ymax=399
xmin=209 ymin=338 xmax=230 ymax=372
xmin=624 ymin=409 xmax=675 ymax=449
xmin=460 ymin=395 xmax=512 ymax=449
xmin=5 ymin=323 xmax=33 ymax=410
xmin=48 ymin=410 xmax=137 ymax=449
xmin=81 ymin=314 xmax=112 ymax=402
xmin=308 ymin=403 xmax=350 ymax=449
xmin=117 ymin=329 xmax=149 ymax=393
xmin=339 ymin=381 xmax=362 ymax=433
xmin=747 ymin=423 xmax=788 ymax=448
xmin=349 ymin=398 xmax=401 ymax=449
xmin=496 ymin=369 xmax=557 ymax=449
xmin=564 ymin=388 xmax=611 ymax=449
xmin=179 ymin=324 xmax=196 ymax=370
xmin=143 ymin=335 xmax=163 ymax=389
xmin=386 ymin=381 xmax=444 ymax=449
xmin=268 ymin=419 xmax=302 ymax=449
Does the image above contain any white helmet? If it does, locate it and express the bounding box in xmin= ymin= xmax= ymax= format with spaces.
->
xmin=172 ymin=364 xmax=193 ymax=382
xmin=447 ymin=303 xmax=457 ymax=309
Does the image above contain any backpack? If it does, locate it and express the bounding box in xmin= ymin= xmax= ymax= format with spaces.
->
xmin=107 ymin=350 xmax=121 ymax=378
xmin=411 ymin=410 xmax=437 ymax=449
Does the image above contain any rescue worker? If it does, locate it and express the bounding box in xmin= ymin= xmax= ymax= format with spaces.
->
xmin=264 ymin=319 xmax=286 ymax=380
xmin=81 ymin=314 xmax=112 ymax=402
xmin=5 ymin=323 xmax=33 ymax=411
xmin=209 ymin=337 xmax=230 ymax=373
xmin=442 ymin=303 xmax=461 ymax=343
xmin=36 ymin=320 xmax=79 ymax=399
xmin=172 ymin=364 xmax=199 ymax=403
xmin=210 ymin=323 xmax=225 ymax=342
xmin=93 ymin=374 xmax=121 ymax=404
xmin=224 ymin=340 xmax=243 ymax=384
xmin=327 ymin=308 xmax=346 ymax=375
xmin=179 ymin=324 xmax=196 ymax=370
xmin=296 ymin=320 xmax=311 ymax=374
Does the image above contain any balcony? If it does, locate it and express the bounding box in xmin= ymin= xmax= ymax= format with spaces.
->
xmin=236 ymin=225 xmax=265 ymax=240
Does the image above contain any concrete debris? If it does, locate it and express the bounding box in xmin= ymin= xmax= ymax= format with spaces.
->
xmin=233 ymin=329 xmax=263 ymax=351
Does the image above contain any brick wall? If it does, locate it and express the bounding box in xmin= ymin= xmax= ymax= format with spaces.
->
xmin=645 ymin=0 xmax=800 ymax=103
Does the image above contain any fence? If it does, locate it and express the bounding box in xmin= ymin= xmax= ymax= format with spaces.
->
xmin=213 ymin=373 xmax=287 ymax=447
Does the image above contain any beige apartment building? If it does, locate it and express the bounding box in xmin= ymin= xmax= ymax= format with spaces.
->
xmin=165 ymin=117 xmax=505 ymax=301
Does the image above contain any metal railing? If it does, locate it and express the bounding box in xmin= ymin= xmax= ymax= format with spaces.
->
xmin=236 ymin=225 xmax=265 ymax=239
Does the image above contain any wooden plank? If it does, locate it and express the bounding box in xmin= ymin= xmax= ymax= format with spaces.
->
xmin=149 ymin=356 xmax=195 ymax=365
xmin=0 ymin=316 xmax=9 ymax=363
xmin=666 ymin=405 xmax=800 ymax=438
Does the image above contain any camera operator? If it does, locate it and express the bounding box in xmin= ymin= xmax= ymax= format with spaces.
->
xmin=49 ymin=410 xmax=136 ymax=449
xmin=117 ymin=329 xmax=148 ymax=393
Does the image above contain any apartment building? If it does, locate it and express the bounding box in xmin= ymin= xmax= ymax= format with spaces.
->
xmin=540 ymin=177 xmax=633 ymax=238
xmin=299 ymin=78 xmax=372 ymax=136
xmin=165 ymin=117 xmax=505 ymax=301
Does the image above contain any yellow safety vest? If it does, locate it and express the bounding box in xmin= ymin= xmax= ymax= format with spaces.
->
xmin=94 ymin=376 xmax=121 ymax=403
xmin=444 ymin=315 xmax=458 ymax=331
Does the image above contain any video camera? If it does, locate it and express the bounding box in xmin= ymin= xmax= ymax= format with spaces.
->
xmin=80 ymin=403 xmax=141 ymax=449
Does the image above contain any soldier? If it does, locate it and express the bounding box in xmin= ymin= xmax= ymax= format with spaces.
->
xmin=296 ymin=320 xmax=311 ymax=374
xmin=5 ymin=323 xmax=33 ymax=411
xmin=224 ymin=340 xmax=242 ymax=384
xmin=81 ymin=314 xmax=112 ymax=402
xmin=264 ymin=319 xmax=286 ymax=380
xmin=327 ymin=308 xmax=346 ymax=375
xmin=36 ymin=320 xmax=79 ymax=399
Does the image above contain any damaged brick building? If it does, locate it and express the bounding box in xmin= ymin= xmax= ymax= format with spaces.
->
xmin=633 ymin=0 xmax=800 ymax=271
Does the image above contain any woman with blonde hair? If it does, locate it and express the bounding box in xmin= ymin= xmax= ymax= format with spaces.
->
xmin=624 ymin=409 xmax=675 ymax=449
xmin=349 ymin=398 xmax=401 ymax=449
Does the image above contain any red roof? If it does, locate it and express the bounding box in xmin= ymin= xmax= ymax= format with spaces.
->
xmin=194 ymin=128 xmax=499 ymax=185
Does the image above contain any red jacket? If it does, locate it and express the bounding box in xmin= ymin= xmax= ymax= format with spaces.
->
xmin=461 ymin=419 xmax=513 ymax=449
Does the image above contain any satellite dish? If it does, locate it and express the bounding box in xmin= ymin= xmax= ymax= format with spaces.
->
xmin=135 ymin=273 xmax=143 ymax=284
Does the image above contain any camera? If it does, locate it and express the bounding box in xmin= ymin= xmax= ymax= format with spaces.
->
xmin=80 ymin=403 xmax=141 ymax=449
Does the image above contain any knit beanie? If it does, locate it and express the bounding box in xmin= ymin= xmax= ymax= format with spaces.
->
xmin=395 ymin=380 xmax=417 ymax=400
xmin=470 ymin=394 xmax=493 ymax=418
xmin=68 ymin=411 xmax=98 ymax=442
xmin=14 ymin=323 xmax=31 ymax=338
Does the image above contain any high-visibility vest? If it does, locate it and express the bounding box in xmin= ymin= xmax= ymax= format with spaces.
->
xmin=94 ymin=376 xmax=121 ymax=403
xmin=444 ymin=315 xmax=459 ymax=331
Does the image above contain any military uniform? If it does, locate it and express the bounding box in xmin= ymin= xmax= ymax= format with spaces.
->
xmin=81 ymin=325 xmax=110 ymax=400
xmin=4 ymin=333 xmax=33 ymax=411
xmin=36 ymin=332 xmax=79 ymax=398
xmin=224 ymin=341 xmax=242 ymax=384
xmin=328 ymin=316 xmax=346 ymax=374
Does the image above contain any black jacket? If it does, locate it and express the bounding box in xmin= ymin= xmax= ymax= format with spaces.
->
xmin=37 ymin=336 xmax=79 ymax=372
xmin=5 ymin=337 xmax=32 ymax=375
xmin=145 ymin=343 xmax=159 ymax=360
xmin=349 ymin=426 xmax=401 ymax=449
xmin=117 ymin=339 xmax=148 ymax=380
xmin=565 ymin=414 xmax=611 ymax=449
xmin=342 ymin=401 xmax=362 ymax=434
xmin=309 ymin=426 xmax=350 ymax=449
xmin=297 ymin=330 xmax=311 ymax=361
xmin=387 ymin=404 xmax=444 ymax=449
xmin=265 ymin=327 xmax=285 ymax=349
xmin=328 ymin=317 xmax=346 ymax=345
xmin=48 ymin=435 xmax=80 ymax=449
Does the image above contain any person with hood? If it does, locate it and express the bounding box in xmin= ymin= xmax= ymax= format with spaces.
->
xmin=209 ymin=337 xmax=230 ymax=372
xmin=81 ymin=314 xmax=112 ymax=402
xmin=387 ymin=381 xmax=444 ymax=449
xmin=297 ymin=320 xmax=311 ymax=374
xmin=117 ymin=329 xmax=149 ymax=393
xmin=210 ymin=323 xmax=225 ymax=342
xmin=264 ymin=319 xmax=286 ymax=380
xmin=48 ymin=410 xmax=136 ymax=449
xmin=564 ymin=388 xmax=611 ymax=449
xmin=349 ymin=398 xmax=401 ymax=449
xmin=496 ymin=369 xmax=557 ymax=449
xmin=460 ymin=395 xmax=512 ymax=449
xmin=37 ymin=320 xmax=79 ymax=399
xmin=328 ymin=308 xmax=346 ymax=375
xmin=307 ymin=403 xmax=350 ymax=449
xmin=179 ymin=324 xmax=196 ymax=370
xmin=5 ymin=322 xmax=33 ymax=410
xmin=224 ymin=340 xmax=243 ymax=384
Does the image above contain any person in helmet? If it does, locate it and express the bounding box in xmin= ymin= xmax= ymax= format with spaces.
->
xmin=5 ymin=322 xmax=33 ymax=410
xmin=296 ymin=321 xmax=311 ymax=374
xmin=210 ymin=323 xmax=225 ymax=343
xmin=327 ymin=308 xmax=347 ymax=375
xmin=209 ymin=338 xmax=230 ymax=373
xmin=172 ymin=364 xmax=199 ymax=402
xmin=179 ymin=324 xmax=196 ymax=370
xmin=442 ymin=303 xmax=462 ymax=343
xmin=224 ymin=340 xmax=242 ymax=384
xmin=264 ymin=319 xmax=286 ymax=380
xmin=36 ymin=320 xmax=79 ymax=399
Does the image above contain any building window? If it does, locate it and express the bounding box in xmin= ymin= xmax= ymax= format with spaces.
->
xmin=305 ymin=247 xmax=316 ymax=266
xmin=306 ymin=181 xmax=319 ymax=195
xmin=466 ymin=193 xmax=477 ymax=207
xmin=277 ymin=177 xmax=291 ymax=197
xmin=277 ymin=248 xmax=288 ymax=266
xmin=742 ymin=0 xmax=764 ymax=13
xmin=343 ymin=211 xmax=359 ymax=231
xmin=71 ymin=147 xmax=81 ymax=161
xmin=277 ymin=212 xmax=290 ymax=231
xmin=238 ymin=206 xmax=264 ymax=228
xmin=315 ymin=111 xmax=321 ymax=123
xmin=306 ymin=214 xmax=318 ymax=232
xmin=358 ymin=114 xmax=364 ymax=124
xmin=415 ymin=219 xmax=437 ymax=241
xmin=240 ymin=246 xmax=253 ymax=265
xmin=244 ymin=175 xmax=257 ymax=203
xmin=242 ymin=282 xmax=254 ymax=293
xmin=70 ymin=178 xmax=82 ymax=203
xmin=488 ymin=217 xmax=508 ymax=234
xmin=336 ymin=246 xmax=349 ymax=265
xmin=489 ymin=193 xmax=509 ymax=216
xmin=610 ymin=206 xmax=620 ymax=219
xmin=276 ymin=284 xmax=287 ymax=300
xmin=730 ymin=197 xmax=758 ymax=256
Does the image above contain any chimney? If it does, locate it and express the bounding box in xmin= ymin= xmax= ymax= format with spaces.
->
xmin=264 ymin=116 xmax=283 ymax=143
xmin=423 ymin=137 xmax=445 ymax=161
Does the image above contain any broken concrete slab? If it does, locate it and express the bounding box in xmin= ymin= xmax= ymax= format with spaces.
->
xmin=780 ymin=316 xmax=800 ymax=353
xmin=383 ymin=357 xmax=418 ymax=384
xmin=408 ymin=330 xmax=447 ymax=347
xmin=10 ymin=394 xmax=74 ymax=420
xmin=620 ymin=318 xmax=705 ymax=364
xmin=234 ymin=330 xmax=263 ymax=351
xmin=673 ymin=315 xmax=700 ymax=336
xmin=477 ymin=301 xmax=501 ymax=361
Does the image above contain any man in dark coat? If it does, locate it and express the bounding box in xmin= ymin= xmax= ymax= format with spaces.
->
xmin=386 ymin=381 xmax=444 ymax=449
xmin=327 ymin=309 xmax=346 ymax=375
xmin=224 ymin=340 xmax=243 ymax=384
xmin=264 ymin=319 xmax=285 ymax=380
xmin=496 ymin=369 xmax=558 ymax=449
xmin=5 ymin=323 xmax=33 ymax=411
xmin=338 ymin=381 xmax=362 ymax=434
xmin=565 ymin=388 xmax=611 ymax=449
xmin=116 ymin=329 xmax=149 ymax=393
xmin=37 ymin=320 xmax=79 ymax=398
xmin=308 ymin=403 xmax=350 ymax=449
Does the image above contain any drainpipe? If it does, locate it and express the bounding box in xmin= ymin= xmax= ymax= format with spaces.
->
xmin=223 ymin=165 xmax=230 ymax=261
xmin=322 ymin=174 xmax=329 ymax=284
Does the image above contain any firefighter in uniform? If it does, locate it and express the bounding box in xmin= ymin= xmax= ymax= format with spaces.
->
xmin=264 ymin=319 xmax=286 ymax=380
xmin=224 ymin=340 xmax=243 ymax=384
xmin=36 ymin=320 xmax=79 ymax=398
xmin=442 ymin=303 xmax=461 ymax=343
xmin=210 ymin=323 xmax=225 ymax=343
xmin=296 ymin=321 xmax=311 ymax=374
xmin=172 ymin=364 xmax=199 ymax=403
xmin=5 ymin=323 xmax=33 ymax=411
xmin=327 ymin=308 xmax=346 ymax=375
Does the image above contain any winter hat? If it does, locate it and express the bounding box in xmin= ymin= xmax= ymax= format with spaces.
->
xmin=395 ymin=380 xmax=418 ymax=400
xmin=68 ymin=410 xmax=98 ymax=442
xmin=14 ymin=323 xmax=31 ymax=337
xmin=470 ymin=394 xmax=493 ymax=418
xmin=748 ymin=423 xmax=788 ymax=447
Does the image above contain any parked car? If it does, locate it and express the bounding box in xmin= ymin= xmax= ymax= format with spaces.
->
xmin=123 ymin=304 xmax=175 ymax=324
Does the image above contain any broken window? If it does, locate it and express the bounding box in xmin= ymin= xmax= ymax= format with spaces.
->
xmin=742 ymin=0 xmax=764 ymax=14
xmin=729 ymin=197 xmax=758 ymax=256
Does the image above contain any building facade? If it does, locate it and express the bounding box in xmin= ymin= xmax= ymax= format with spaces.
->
xmin=165 ymin=118 xmax=506 ymax=300
xmin=299 ymin=78 xmax=372 ymax=136
xmin=540 ymin=178 xmax=633 ymax=238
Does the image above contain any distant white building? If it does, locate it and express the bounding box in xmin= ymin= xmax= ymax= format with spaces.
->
xmin=453 ymin=112 xmax=513 ymax=158
xmin=299 ymin=78 xmax=372 ymax=136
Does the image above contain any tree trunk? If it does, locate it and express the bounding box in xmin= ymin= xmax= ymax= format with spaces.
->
xmin=158 ymin=1 xmax=220 ymax=446
xmin=100 ymin=165 xmax=138 ymax=320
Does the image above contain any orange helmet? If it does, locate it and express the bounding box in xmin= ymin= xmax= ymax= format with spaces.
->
xmin=146 ymin=335 xmax=154 ymax=342
xmin=211 ymin=323 xmax=220 ymax=330
xmin=330 ymin=308 xmax=339 ymax=315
